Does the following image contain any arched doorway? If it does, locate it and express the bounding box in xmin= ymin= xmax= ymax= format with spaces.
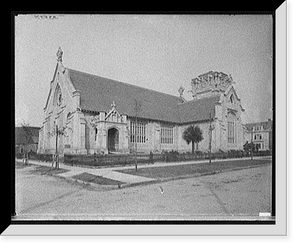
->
xmin=107 ymin=127 xmax=119 ymax=152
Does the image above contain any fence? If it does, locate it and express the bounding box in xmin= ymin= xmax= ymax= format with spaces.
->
xmin=64 ymin=153 xmax=155 ymax=167
xmin=27 ymin=152 xmax=53 ymax=162
xmin=63 ymin=150 xmax=271 ymax=167
xmin=21 ymin=150 xmax=271 ymax=168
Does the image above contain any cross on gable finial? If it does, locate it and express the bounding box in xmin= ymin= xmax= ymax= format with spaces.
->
xmin=178 ymin=86 xmax=185 ymax=97
xmin=111 ymin=101 xmax=116 ymax=109
xmin=105 ymin=100 xmax=123 ymax=121
xmin=56 ymin=46 xmax=63 ymax=62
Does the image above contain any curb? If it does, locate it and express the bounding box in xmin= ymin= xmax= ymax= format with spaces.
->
xmin=24 ymin=161 xmax=271 ymax=191
xmin=50 ymin=172 xmax=159 ymax=191
xmin=51 ymin=173 xmax=120 ymax=191
xmin=119 ymin=179 xmax=161 ymax=189
xmin=112 ymin=162 xmax=271 ymax=190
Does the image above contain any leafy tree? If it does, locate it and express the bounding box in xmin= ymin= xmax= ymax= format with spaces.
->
xmin=182 ymin=125 xmax=204 ymax=154
xmin=243 ymin=141 xmax=251 ymax=153
xmin=243 ymin=141 xmax=259 ymax=153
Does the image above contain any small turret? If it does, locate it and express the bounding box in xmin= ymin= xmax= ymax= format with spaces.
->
xmin=191 ymin=71 xmax=234 ymax=99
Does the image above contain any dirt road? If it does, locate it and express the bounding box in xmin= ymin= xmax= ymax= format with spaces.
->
xmin=14 ymin=162 xmax=272 ymax=221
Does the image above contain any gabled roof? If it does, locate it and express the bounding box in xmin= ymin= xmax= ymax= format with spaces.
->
xmin=15 ymin=127 xmax=40 ymax=145
xmin=68 ymin=68 xmax=221 ymax=124
xmin=244 ymin=120 xmax=273 ymax=131
xmin=44 ymin=63 xmax=59 ymax=110
xmin=178 ymin=95 xmax=220 ymax=124
xmin=69 ymin=69 xmax=183 ymax=123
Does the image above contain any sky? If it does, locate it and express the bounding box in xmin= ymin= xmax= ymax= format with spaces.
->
xmin=14 ymin=14 xmax=273 ymax=127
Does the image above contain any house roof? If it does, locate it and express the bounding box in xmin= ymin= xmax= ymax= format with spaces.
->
xmin=244 ymin=120 xmax=273 ymax=131
xmin=68 ymin=68 xmax=220 ymax=124
xmin=15 ymin=126 xmax=40 ymax=145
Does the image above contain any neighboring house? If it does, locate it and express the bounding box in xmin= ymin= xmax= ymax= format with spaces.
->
xmin=243 ymin=119 xmax=273 ymax=151
xmin=38 ymin=47 xmax=245 ymax=155
xmin=15 ymin=126 xmax=40 ymax=155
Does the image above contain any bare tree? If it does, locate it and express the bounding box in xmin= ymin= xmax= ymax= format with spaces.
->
xmin=20 ymin=120 xmax=33 ymax=165
xmin=47 ymin=124 xmax=71 ymax=169
xmin=133 ymin=99 xmax=142 ymax=171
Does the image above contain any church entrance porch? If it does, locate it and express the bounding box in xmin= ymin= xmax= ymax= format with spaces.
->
xmin=107 ymin=128 xmax=119 ymax=153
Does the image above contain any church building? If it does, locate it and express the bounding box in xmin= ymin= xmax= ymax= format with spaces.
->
xmin=37 ymin=48 xmax=245 ymax=155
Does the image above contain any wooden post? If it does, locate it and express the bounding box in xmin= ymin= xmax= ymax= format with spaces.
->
xmin=55 ymin=125 xmax=59 ymax=169
xmin=133 ymin=99 xmax=141 ymax=172
xmin=209 ymin=114 xmax=215 ymax=164
xmin=135 ymin=114 xmax=138 ymax=171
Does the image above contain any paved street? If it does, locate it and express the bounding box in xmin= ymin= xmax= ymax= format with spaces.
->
xmin=14 ymin=162 xmax=272 ymax=221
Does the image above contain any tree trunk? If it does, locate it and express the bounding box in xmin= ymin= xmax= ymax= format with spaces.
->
xmin=192 ymin=142 xmax=195 ymax=154
xmin=23 ymin=145 xmax=28 ymax=165
xmin=55 ymin=125 xmax=59 ymax=169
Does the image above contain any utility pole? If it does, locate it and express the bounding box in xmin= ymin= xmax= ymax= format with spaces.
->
xmin=208 ymin=113 xmax=215 ymax=164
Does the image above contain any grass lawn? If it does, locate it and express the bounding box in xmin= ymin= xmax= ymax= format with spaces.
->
xmin=72 ymin=172 xmax=125 ymax=185
xmin=15 ymin=161 xmax=33 ymax=169
xmin=30 ymin=165 xmax=70 ymax=175
xmin=117 ymin=158 xmax=272 ymax=180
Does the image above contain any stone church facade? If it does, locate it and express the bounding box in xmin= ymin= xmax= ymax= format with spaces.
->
xmin=37 ymin=48 xmax=245 ymax=155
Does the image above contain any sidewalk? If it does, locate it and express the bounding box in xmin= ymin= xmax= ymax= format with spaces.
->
xmin=15 ymin=156 xmax=271 ymax=190
xmin=16 ymin=159 xmax=158 ymax=189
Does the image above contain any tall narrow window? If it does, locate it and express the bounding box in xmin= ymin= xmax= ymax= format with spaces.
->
xmin=94 ymin=127 xmax=98 ymax=141
xmin=255 ymin=126 xmax=262 ymax=131
xmin=161 ymin=124 xmax=174 ymax=144
xmin=130 ymin=120 xmax=147 ymax=143
xmin=230 ymin=94 xmax=234 ymax=104
xmin=53 ymin=84 xmax=62 ymax=106
xmin=254 ymin=134 xmax=262 ymax=140
xmin=228 ymin=121 xmax=235 ymax=143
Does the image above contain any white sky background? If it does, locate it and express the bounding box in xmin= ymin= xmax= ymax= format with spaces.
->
xmin=15 ymin=14 xmax=273 ymax=127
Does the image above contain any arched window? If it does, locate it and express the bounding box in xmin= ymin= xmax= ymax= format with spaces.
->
xmin=227 ymin=112 xmax=236 ymax=144
xmin=230 ymin=94 xmax=234 ymax=104
xmin=53 ymin=84 xmax=62 ymax=106
xmin=94 ymin=127 xmax=98 ymax=141
xmin=58 ymin=92 xmax=62 ymax=105
xmin=228 ymin=121 xmax=235 ymax=143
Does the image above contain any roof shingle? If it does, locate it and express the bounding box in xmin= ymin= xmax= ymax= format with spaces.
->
xmin=69 ymin=68 xmax=220 ymax=124
xmin=244 ymin=120 xmax=273 ymax=131
xmin=178 ymin=96 xmax=220 ymax=124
